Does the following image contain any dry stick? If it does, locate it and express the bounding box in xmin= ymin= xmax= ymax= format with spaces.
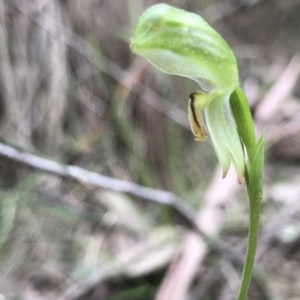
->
xmin=0 ymin=142 xmax=196 ymax=230
xmin=155 ymin=54 xmax=300 ymax=300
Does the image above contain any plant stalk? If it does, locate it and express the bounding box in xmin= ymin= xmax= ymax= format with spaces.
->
xmin=237 ymin=196 xmax=261 ymax=300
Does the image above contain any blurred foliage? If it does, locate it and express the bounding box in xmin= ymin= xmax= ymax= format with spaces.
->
xmin=0 ymin=0 xmax=300 ymax=299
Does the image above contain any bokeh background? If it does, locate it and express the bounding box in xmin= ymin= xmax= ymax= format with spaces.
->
xmin=0 ymin=0 xmax=300 ymax=299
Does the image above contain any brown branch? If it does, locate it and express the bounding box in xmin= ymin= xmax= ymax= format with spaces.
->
xmin=0 ymin=142 xmax=196 ymax=230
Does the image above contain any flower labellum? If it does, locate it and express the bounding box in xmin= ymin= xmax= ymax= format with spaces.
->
xmin=188 ymin=92 xmax=209 ymax=141
xmin=130 ymin=3 xmax=245 ymax=183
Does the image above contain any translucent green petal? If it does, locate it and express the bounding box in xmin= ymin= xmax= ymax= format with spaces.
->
xmin=206 ymin=93 xmax=245 ymax=182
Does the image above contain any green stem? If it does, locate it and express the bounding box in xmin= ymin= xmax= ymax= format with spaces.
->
xmin=230 ymin=88 xmax=265 ymax=300
xmin=237 ymin=199 xmax=261 ymax=300
xmin=237 ymin=136 xmax=264 ymax=300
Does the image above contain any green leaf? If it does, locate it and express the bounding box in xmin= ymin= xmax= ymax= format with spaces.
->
xmin=246 ymin=134 xmax=264 ymax=205
xmin=230 ymin=87 xmax=256 ymax=162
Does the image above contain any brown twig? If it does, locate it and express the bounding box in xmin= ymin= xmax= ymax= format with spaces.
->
xmin=0 ymin=142 xmax=197 ymax=230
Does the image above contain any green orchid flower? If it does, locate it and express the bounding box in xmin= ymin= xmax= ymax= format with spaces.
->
xmin=130 ymin=5 xmax=265 ymax=300
xmin=130 ymin=3 xmax=244 ymax=183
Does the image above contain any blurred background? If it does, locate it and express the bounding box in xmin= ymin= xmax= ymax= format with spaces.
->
xmin=0 ymin=0 xmax=300 ymax=299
